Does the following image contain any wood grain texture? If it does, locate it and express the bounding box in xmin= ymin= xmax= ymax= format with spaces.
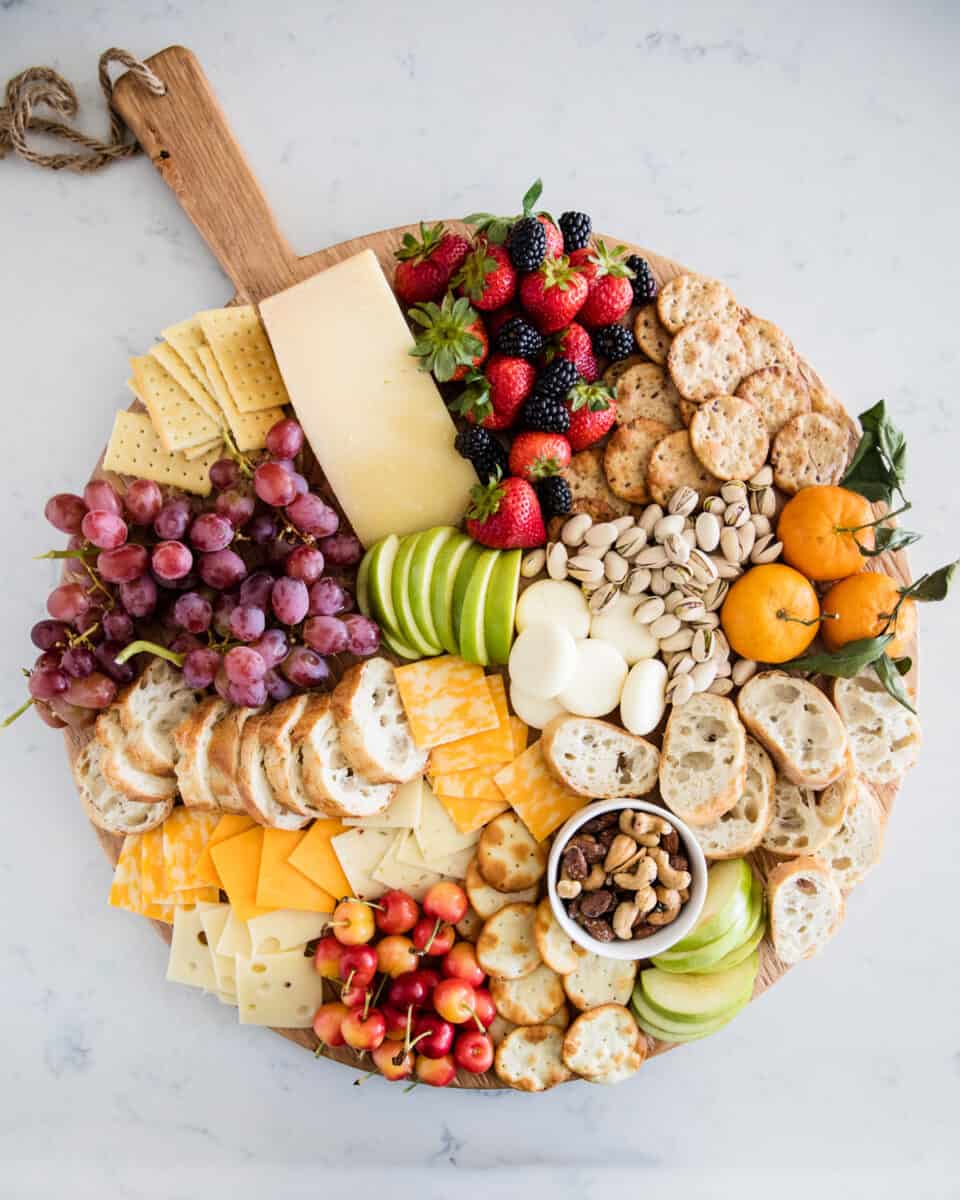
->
xmin=74 ymin=45 xmax=915 ymax=1089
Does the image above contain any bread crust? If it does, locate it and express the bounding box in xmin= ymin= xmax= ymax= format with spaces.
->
xmin=692 ymin=737 xmax=775 ymax=859
xmin=659 ymin=693 xmax=746 ymax=825
xmin=332 ymin=660 xmax=427 ymax=784
xmin=738 ymin=672 xmax=848 ymax=788
xmin=237 ymin=715 xmax=309 ymax=829
xmin=207 ymin=707 xmax=260 ymax=814
xmin=260 ymin=693 xmax=310 ymax=812
xmin=767 ymin=855 xmax=844 ymax=964
xmin=74 ymin=737 xmax=172 ymax=834
xmin=541 ymin=714 xmax=660 ymax=798
xmin=96 ymin=709 xmax=178 ymax=804
xmin=174 ymin=697 xmax=229 ymax=811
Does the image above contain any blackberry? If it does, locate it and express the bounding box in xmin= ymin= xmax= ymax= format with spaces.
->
xmin=521 ymin=394 xmax=570 ymax=435
xmin=592 ymin=323 xmax=638 ymax=363
xmin=493 ymin=316 xmax=545 ymax=361
xmin=534 ymin=358 xmax=580 ymax=401
xmin=625 ymin=255 xmax=658 ymax=305
xmin=454 ymin=426 xmax=509 ymax=483
xmin=559 ymin=211 xmax=592 ymax=253
xmin=507 ymin=216 xmax=547 ymax=271
xmin=536 ymin=476 xmax=572 ymax=519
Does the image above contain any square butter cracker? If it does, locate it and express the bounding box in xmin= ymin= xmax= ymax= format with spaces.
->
xmin=394 ymin=656 xmax=500 ymax=749
xmin=148 ymin=341 xmax=222 ymax=425
xmin=103 ymin=410 xmax=218 ymax=496
xmin=183 ymin=436 xmax=223 ymax=461
xmin=198 ymin=305 xmax=289 ymax=413
xmin=130 ymin=354 xmax=220 ymax=452
xmin=198 ymin=346 xmax=283 ymax=453
xmin=494 ymin=742 xmax=586 ymax=843
xmin=161 ymin=315 xmax=213 ymax=390
xmin=428 ymin=675 xmax=514 ymax=773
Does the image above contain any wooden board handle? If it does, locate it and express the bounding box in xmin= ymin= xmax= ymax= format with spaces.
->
xmin=111 ymin=45 xmax=299 ymax=302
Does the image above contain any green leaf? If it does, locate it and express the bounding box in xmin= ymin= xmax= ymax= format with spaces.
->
xmin=902 ymin=560 xmax=958 ymax=602
xmin=785 ymin=634 xmax=892 ymax=677
xmin=859 ymin=526 xmax=922 ymax=557
xmin=892 ymin=655 xmax=912 ymax=676
xmin=521 ymin=179 xmax=543 ymax=216
xmin=842 ymin=400 xmax=908 ymax=505
xmin=872 ymin=653 xmax=917 ymax=713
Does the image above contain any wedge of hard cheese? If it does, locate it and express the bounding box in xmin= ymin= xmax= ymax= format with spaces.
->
xmin=260 ymin=249 xmax=477 ymax=546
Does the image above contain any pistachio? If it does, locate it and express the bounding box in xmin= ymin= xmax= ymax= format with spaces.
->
xmin=669 ymin=652 xmax=695 ymax=677
xmin=588 ymin=582 xmax=620 ymax=614
xmin=692 ymin=628 xmax=713 ymax=663
xmin=584 ymin=521 xmax=619 ymax=549
xmin=750 ymin=513 xmax=772 ymax=538
xmin=674 ymin=598 xmax=706 ymax=623
xmin=568 ymin=555 xmax=605 ymax=584
xmin=663 ymin=564 xmax=693 ymax=588
xmin=649 ymin=570 xmax=670 ymax=596
xmin=650 ymin=613 xmax=682 ymax=640
xmin=720 ymin=527 xmax=744 ymax=564
xmin=663 ymin=532 xmax=691 ymax=566
xmin=659 ymin=627 xmax=695 ymax=652
xmin=634 ymin=596 xmax=666 ymax=624
xmin=546 ymin=541 xmax=569 ymax=580
xmin=751 ymin=537 xmax=783 ymax=565
xmin=666 ymin=673 xmax=695 ymax=706
xmin=612 ymin=514 xmax=636 ymax=534
xmin=737 ymin=521 xmax=757 ymax=560
xmin=654 ymin=514 xmax=685 ymax=542
xmin=636 ymin=545 xmax=670 ymax=569
xmin=758 ymin=487 xmax=777 ymax=518
xmin=723 ymin=501 xmax=751 ymax=529
xmin=690 ymin=660 xmax=718 ymax=692
xmin=663 ymin=589 xmax=685 ymax=613
xmin=748 ymin=465 xmax=773 ymax=488
xmin=667 ymin=485 xmax=699 ymax=517
xmin=623 ymin=566 xmax=652 ymax=595
xmin=703 ymin=579 xmax=729 ymax=611
xmin=688 ymin=548 xmax=719 ymax=583
xmin=615 ymin=527 xmax=648 ymax=558
xmin=693 ymin=610 xmax=721 ymax=630
xmin=714 ymin=656 xmax=732 ymax=678
xmin=721 ymin=480 xmax=748 ymax=505
xmin=702 ymin=495 xmax=727 ymax=516
xmin=732 ymin=658 xmax=758 ymax=687
xmin=603 ymin=550 xmax=629 ymax=583
xmin=714 ymin=557 xmax=743 ymax=580
xmin=694 ymin=511 xmax=721 ymax=552
xmin=521 ymin=548 xmax=546 ymax=578
xmin=561 ymin=513 xmax=592 ymax=546
xmin=638 ymin=503 xmax=663 ymax=536
xmin=707 ymin=677 xmax=735 ymax=696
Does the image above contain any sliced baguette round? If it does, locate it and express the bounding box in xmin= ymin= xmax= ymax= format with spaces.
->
xmin=74 ymin=736 xmax=173 ymax=834
xmin=96 ymin=709 xmax=178 ymax=804
xmin=260 ymin=693 xmax=310 ymax=812
xmin=822 ymin=776 xmax=886 ymax=892
xmin=767 ymin=855 xmax=844 ymax=964
xmin=659 ymin=692 xmax=746 ymax=825
xmin=541 ymin=715 xmax=660 ymax=800
xmin=298 ymin=693 xmax=397 ymax=818
xmin=833 ymin=670 xmax=921 ymax=785
xmin=237 ymin=715 xmax=310 ymax=830
xmin=207 ymin=706 xmax=261 ymax=814
xmin=119 ymin=659 xmax=203 ymax=776
xmin=692 ymin=736 xmax=775 ymax=860
xmin=332 ymin=658 xmax=428 ymax=784
xmin=761 ymin=764 xmax=854 ymax=857
xmin=495 ymin=1025 xmax=572 ymax=1092
xmin=173 ymin=697 xmax=230 ymax=811
xmin=738 ymin=672 xmax=848 ymax=789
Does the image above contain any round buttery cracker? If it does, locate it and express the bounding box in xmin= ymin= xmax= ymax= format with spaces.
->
xmin=603 ymin=418 xmax=673 ymax=503
xmin=735 ymin=366 xmax=811 ymax=436
xmin=657 ymin=273 xmax=741 ymax=334
xmin=739 ymin=316 xmax=797 ymax=373
xmin=689 ymin=394 xmax=770 ymax=481
xmin=613 ymin=363 xmax=684 ymax=429
xmin=489 ymin=1004 xmax=570 ymax=1047
xmin=561 ymin=1004 xmax=645 ymax=1080
xmin=465 ymin=856 xmax=538 ymax=920
xmin=602 ymin=354 xmax=647 ymax=389
xmin=491 ymin=962 xmax=565 ymax=1025
xmin=478 ymin=811 xmax=547 ymax=891
xmin=668 ymin=318 xmax=747 ymax=402
xmin=562 ymin=950 xmax=637 ymax=1011
xmin=678 ymin=396 xmax=700 ymax=427
xmin=534 ymin=898 xmax=580 ymax=975
xmin=646 ymin=430 xmax=721 ymax=507
xmin=495 ymin=1025 xmax=573 ymax=1092
xmin=771 ymin=412 xmax=849 ymax=494
xmin=560 ymin=449 xmax=633 ymax=521
xmin=476 ymin=902 xmax=541 ymax=980
xmin=633 ymin=304 xmax=672 ymax=364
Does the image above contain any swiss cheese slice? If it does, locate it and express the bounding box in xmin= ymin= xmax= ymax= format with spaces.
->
xmin=395 ymin=831 xmax=475 ymax=881
xmin=394 ymin=656 xmax=500 ymax=749
xmin=236 ymin=948 xmax=326 ymax=1028
xmin=285 ymin=818 xmax=350 ymax=899
xmin=428 ymin=675 xmax=514 ymax=773
xmin=246 ymin=910 xmax=330 ymax=956
xmin=216 ymin=908 xmax=252 ymax=958
xmin=210 ymin=827 xmax=269 ymax=921
xmin=341 ymin=778 xmax=423 ymax=830
xmin=415 ymin=781 xmax=482 ymax=860
xmin=373 ymin=832 xmax=443 ymax=901
xmin=330 ymin=827 xmax=394 ymax=901
xmin=162 ymin=808 xmax=220 ymax=892
xmin=199 ymin=905 xmax=237 ymax=1000
xmin=255 ymin=829 xmax=336 ymax=913
xmin=165 ymin=903 xmax=219 ymax=992
xmin=193 ymin=813 xmax=256 ymax=888
xmin=259 ymin=249 xmax=476 ymax=546
xmin=494 ymin=742 xmax=586 ymax=843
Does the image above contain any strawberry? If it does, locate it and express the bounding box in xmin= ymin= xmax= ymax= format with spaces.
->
xmin=451 ymin=354 xmax=535 ymax=430
xmin=465 ymin=473 xmax=545 ymax=549
xmin=573 ymin=241 xmax=636 ymax=328
xmin=543 ymin=322 xmax=598 ymax=382
xmin=454 ymin=242 xmax=517 ymax=312
xmin=393 ymin=222 xmax=461 ymax=305
xmin=508 ymin=431 xmax=572 ymax=482
xmin=408 ymin=294 xmax=488 ymax=382
xmin=431 ymin=232 xmax=471 ymax=281
xmin=519 ymin=256 xmax=589 ymax=334
xmin=538 ymin=215 xmax=564 ymax=258
xmin=565 ymin=381 xmax=617 ymax=450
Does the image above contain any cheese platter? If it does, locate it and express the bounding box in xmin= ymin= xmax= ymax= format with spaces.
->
xmin=11 ymin=44 xmax=951 ymax=1091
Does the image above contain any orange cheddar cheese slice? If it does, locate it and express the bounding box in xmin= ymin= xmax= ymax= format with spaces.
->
xmin=286 ymin=818 xmax=350 ymax=900
xmin=394 ymin=655 xmax=499 ymax=749
xmin=210 ymin=826 xmax=269 ymax=921
xmin=428 ymin=675 xmax=514 ymax=773
xmin=256 ymin=829 xmax=337 ymax=913
xmin=193 ymin=813 xmax=256 ymax=888
xmin=494 ymin=741 xmax=586 ymax=844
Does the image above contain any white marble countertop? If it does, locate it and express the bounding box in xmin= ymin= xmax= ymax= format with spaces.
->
xmin=2 ymin=2 xmax=959 ymax=1197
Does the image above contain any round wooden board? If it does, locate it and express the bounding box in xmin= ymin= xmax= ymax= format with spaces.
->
xmin=67 ymin=222 xmax=914 ymax=1090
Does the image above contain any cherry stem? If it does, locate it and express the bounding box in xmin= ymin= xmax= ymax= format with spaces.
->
xmin=421 ymin=917 xmax=442 ymax=955
xmin=343 ymin=969 xmax=355 ymax=991
xmin=372 ymin=973 xmax=389 ymax=1008
xmin=114 ymin=639 xmax=185 ymax=667
xmin=2 ymin=696 xmax=34 ymax=728
xmin=362 ymin=990 xmax=372 ymax=1021
xmin=405 ymin=1030 xmax=431 ymax=1055
xmin=402 ymin=1081 xmax=419 ymax=1094
xmin=470 ymin=1008 xmax=484 ymax=1033
xmin=352 ymin=1070 xmax=375 ymax=1086
xmin=313 ymin=1041 xmax=326 ymax=1059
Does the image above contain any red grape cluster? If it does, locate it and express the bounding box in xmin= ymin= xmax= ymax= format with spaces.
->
xmin=20 ymin=418 xmax=379 ymax=729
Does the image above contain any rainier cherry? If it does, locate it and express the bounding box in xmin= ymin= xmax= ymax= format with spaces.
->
xmin=381 ymin=1004 xmax=413 ymax=1042
xmin=412 ymin=917 xmax=455 ymax=957
xmin=411 ymin=1012 xmax=454 ymax=1059
xmin=454 ymin=1030 xmax=494 ymax=1075
xmin=312 ymin=1002 xmax=349 ymax=1049
xmin=313 ymin=934 xmax=345 ymax=980
xmin=423 ymin=881 xmax=469 ymax=925
xmin=330 ymin=898 xmax=376 ymax=945
xmin=375 ymin=889 xmax=420 ymax=935
xmin=388 ymin=970 xmax=429 ymax=1011
xmin=376 ymin=935 xmax=419 ymax=979
xmin=341 ymin=1006 xmax=386 ymax=1052
xmin=340 ymin=980 xmax=372 ymax=1010
xmin=432 ymin=978 xmax=478 ymax=1026
xmin=372 ymin=1041 xmax=414 ymax=1082
xmin=441 ymin=942 xmax=485 ymax=989
xmin=415 ymin=1053 xmax=457 ymax=1088
xmin=338 ymin=944 xmax=378 ymax=987
xmin=471 ymin=987 xmax=497 ymax=1030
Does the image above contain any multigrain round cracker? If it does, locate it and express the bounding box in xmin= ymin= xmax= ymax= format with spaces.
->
xmin=646 ymin=430 xmax=721 ymax=507
xmin=657 ymin=274 xmax=741 ymax=334
xmin=534 ymin=898 xmax=580 ymax=976
xmin=796 ymin=360 xmax=848 ymax=423
xmin=491 ymin=962 xmax=565 ymax=1025
xmin=668 ymin=318 xmax=747 ymax=402
xmin=735 ymin=366 xmax=811 ymax=436
xmin=613 ymin=363 xmax=684 ymax=429
xmin=465 ymin=857 xmax=538 ymax=920
xmin=495 ymin=1025 xmax=573 ymax=1092
xmin=455 ymin=905 xmax=485 ymax=943
xmin=476 ymin=902 xmax=541 ymax=979
xmin=678 ymin=396 xmax=699 ymax=427
xmin=560 ymin=448 xmax=633 ymax=521
xmin=739 ymin=316 xmax=797 ymax=373
xmin=561 ymin=1004 xmax=645 ymax=1080
xmin=477 ymin=811 xmax=547 ymax=891
xmin=489 ymin=1004 xmax=570 ymax=1047
xmin=633 ymin=304 xmax=672 ymax=364
xmin=602 ymin=355 xmax=647 ymax=389
xmin=562 ymin=950 xmax=637 ymax=1011
xmin=689 ymin=394 xmax=770 ymax=481
xmin=771 ymin=412 xmax=849 ymax=494
xmin=603 ymin=418 xmax=673 ymax=503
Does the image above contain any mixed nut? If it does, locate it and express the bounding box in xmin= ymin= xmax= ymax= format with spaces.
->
xmin=556 ymin=808 xmax=693 ymax=943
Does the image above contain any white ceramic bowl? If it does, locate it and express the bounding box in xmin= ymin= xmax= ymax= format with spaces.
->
xmin=547 ymin=799 xmax=707 ymax=961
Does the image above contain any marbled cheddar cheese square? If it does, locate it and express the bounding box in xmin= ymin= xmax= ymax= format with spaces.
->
xmin=394 ymin=656 xmax=500 ymax=749
xmin=108 ymin=835 xmax=144 ymax=916
xmin=435 ymin=789 xmax=510 ymax=837
xmin=428 ymin=675 xmax=514 ymax=773
xmin=193 ymin=814 xmax=256 ymax=888
xmin=140 ymin=826 xmax=177 ymax=911
xmin=256 ymin=829 xmax=336 ymax=913
xmin=286 ymin=818 xmax=351 ymax=899
xmin=162 ymin=808 xmax=220 ymax=892
xmin=494 ymin=742 xmax=586 ymax=843
xmin=430 ymin=762 xmax=503 ymax=801
xmin=209 ymin=826 xmax=269 ymax=921
xmin=510 ymin=716 xmax=528 ymax=757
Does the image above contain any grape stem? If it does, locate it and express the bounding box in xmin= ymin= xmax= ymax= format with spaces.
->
xmin=2 ymin=696 xmax=34 ymax=728
xmin=35 ymin=548 xmax=98 ymax=561
xmin=221 ymin=426 xmax=255 ymax=478
xmin=114 ymin=640 xmax=185 ymax=667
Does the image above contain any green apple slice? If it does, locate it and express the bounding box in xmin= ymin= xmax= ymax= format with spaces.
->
xmin=366 ymin=534 xmax=405 ymax=639
xmin=408 ymin=526 xmax=456 ymax=650
xmin=380 ymin=627 xmax=421 ymax=661
xmin=631 ymin=991 xmax=747 ymax=1042
xmin=697 ymin=914 xmax=767 ymax=974
xmin=483 ymin=548 xmax=521 ymax=666
xmin=356 ymin=543 xmax=374 ymax=616
xmin=430 ymin=532 xmax=473 ymax=655
xmin=458 ymin=549 xmax=500 ymax=666
xmin=670 ymin=858 xmax=753 ymax=952
xmin=451 ymin=542 xmax=485 ymax=650
xmin=652 ymin=879 xmax=762 ymax=973
xmin=640 ymin=952 xmax=759 ymax=1024
xmin=392 ymin=533 xmax=443 ymax=656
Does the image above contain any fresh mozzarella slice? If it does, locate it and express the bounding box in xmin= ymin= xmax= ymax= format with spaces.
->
xmin=508 ymin=622 xmax=577 ymax=699
xmin=589 ymin=594 xmax=659 ymax=665
xmin=509 ymin=683 xmax=567 ymax=731
xmin=557 ymin=639 xmax=628 ymax=718
xmin=620 ymin=659 xmax=668 ymax=735
xmin=515 ymin=580 xmax=590 ymax=640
